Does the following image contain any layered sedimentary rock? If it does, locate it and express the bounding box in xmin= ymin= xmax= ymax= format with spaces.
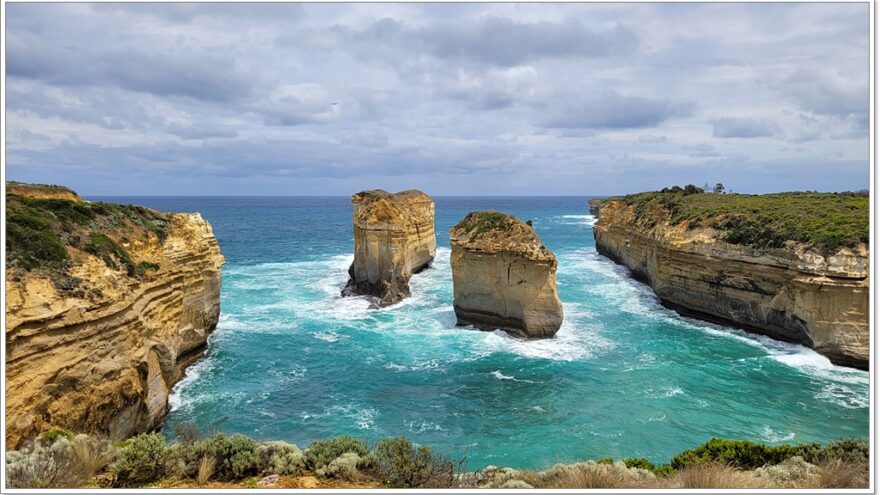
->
xmin=593 ymin=198 xmax=868 ymax=369
xmin=450 ymin=211 xmax=563 ymax=338
xmin=588 ymin=198 xmax=605 ymax=217
xmin=342 ymin=189 xmax=436 ymax=307
xmin=5 ymin=184 xmax=224 ymax=448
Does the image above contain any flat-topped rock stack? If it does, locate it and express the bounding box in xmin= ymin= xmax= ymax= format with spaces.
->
xmin=450 ymin=211 xmax=563 ymax=338
xmin=343 ymin=189 xmax=436 ymax=307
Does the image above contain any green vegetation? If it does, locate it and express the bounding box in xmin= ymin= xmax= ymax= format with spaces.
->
xmin=82 ymin=234 xmax=138 ymax=277
xmin=5 ymin=429 xmax=868 ymax=489
xmin=373 ymin=436 xmax=456 ymax=488
xmin=5 ymin=193 xmax=170 ymax=286
xmin=617 ymin=188 xmax=868 ymax=254
xmin=454 ymin=211 xmax=517 ymax=241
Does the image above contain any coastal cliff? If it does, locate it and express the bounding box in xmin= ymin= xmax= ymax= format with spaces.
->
xmin=450 ymin=211 xmax=563 ymax=338
xmin=592 ymin=190 xmax=869 ymax=369
xmin=5 ymin=183 xmax=224 ymax=448
xmin=343 ymin=189 xmax=436 ymax=307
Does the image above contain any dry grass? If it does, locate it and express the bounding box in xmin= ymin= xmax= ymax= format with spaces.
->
xmin=666 ymin=463 xmax=766 ymax=489
xmin=523 ymin=464 xmax=649 ymax=489
xmin=812 ymin=460 xmax=869 ymax=488
xmin=70 ymin=436 xmax=114 ymax=480
xmin=197 ymin=456 xmax=216 ymax=486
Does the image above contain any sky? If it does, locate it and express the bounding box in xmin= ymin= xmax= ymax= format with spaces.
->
xmin=4 ymin=3 xmax=871 ymax=196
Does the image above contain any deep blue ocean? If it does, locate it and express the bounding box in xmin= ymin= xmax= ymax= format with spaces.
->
xmin=90 ymin=196 xmax=870 ymax=470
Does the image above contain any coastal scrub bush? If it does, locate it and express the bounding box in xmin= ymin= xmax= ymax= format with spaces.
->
xmin=5 ymin=436 xmax=86 ymax=488
xmin=111 ymin=433 xmax=168 ymax=487
xmin=257 ymin=441 xmax=305 ymax=476
xmin=305 ymin=436 xmax=369 ymax=471
xmin=38 ymin=428 xmax=75 ymax=446
xmin=316 ymin=452 xmax=363 ymax=480
xmin=670 ymin=438 xmax=797 ymax=469
xmin=372 ymin=436 xmax=456 ymax=488
xmin=196 ymin=433 xmax=260 ymax=481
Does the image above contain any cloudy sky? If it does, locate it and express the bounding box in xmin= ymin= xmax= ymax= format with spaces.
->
xmin=5 ymin=3 xmax=870 ymax=196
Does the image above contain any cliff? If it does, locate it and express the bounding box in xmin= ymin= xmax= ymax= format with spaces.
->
xmin=342 ymin=189 xmax=436 ymax=307
xmin=592 ymin=191 xmax=869 ymax=369
xmin=588 ymin=198 xmax=605 ymax=216
xmin=450 ymin=211 xmax=563 ymax=338
xmin=5 ymin=183 xmax=224 ymax=448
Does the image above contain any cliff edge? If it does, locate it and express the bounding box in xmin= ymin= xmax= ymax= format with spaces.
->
xmin=592 ymin=190 xmax=868 ymax=369
xmin=342 ymin=189 xmax=436 ymax=307
xmin=5 ymin=183 xmax=224 ymax=448
xmin=450 ymin=211 xmax=563 ymax=338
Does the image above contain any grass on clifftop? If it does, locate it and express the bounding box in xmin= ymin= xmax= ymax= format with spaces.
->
xmin=5 ymin=427 xmax=869 ymax=489
xmin=6 ymin=194 xmax=170 ymax=286
xmin=617 ymin=189 xmax=868 ymax=254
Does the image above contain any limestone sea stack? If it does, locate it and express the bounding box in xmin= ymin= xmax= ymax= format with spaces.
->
xmin=450 ymin=211 xmax=563 ymax=338
xmin=342 ymin=189 xmax=436 ymax=307
xmin=5 ymin=183 xmax=224 ymax=448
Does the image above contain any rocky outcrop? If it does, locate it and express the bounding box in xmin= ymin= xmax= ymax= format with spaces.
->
xmin=7 ymin=181 xmax=82 ymax=202
xmin=342 ymin=189 xmax=436 ymax=307
xmin=5 ymin=184 xmax=224 ymax=448
xmin=593 ymin=199 xmax=868 ymax=369
xmin=450 ymin=211 xmax=563 ymax=338
xmin=588 ymin=198 xmax=605 ymax=216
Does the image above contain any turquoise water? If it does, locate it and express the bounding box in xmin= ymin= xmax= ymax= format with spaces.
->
xmin=92 ymin=196 xmax=870 ymax=470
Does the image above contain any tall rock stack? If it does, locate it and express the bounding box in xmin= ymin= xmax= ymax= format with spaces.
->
xmin=343 ymin=189 xmax=436 ymax=307
xmin=450 ymin=211 xmax=563 ymax=338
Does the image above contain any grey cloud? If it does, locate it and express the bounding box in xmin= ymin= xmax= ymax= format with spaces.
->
xmin=167 ymin=122 xmax=239 ymax=140
xmin=8 ymin=31 xmax=252 ymax=102
xmin=540 ymin=92 xmax=694 ymax=129
xmin=781 ymin=68 xmax=867 ymax=119
xmin=712 ymin=117 xmax=780 ymax=138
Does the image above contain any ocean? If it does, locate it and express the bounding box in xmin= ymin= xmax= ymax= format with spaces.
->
xmin=89 ymin=196 xmax=869 ymax=470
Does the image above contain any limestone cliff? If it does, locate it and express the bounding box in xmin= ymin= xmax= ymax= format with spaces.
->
xmin=342 ymin=189 xmax=436 ymax=307
xmin=450 ymin=211 xmax=563 ymax=338
xmin=5 ymin=183 xmax=224 ymax=448
xmin=588 ymin=198 xmax=605 ymax=217
xmin=593 ymin=195 xmax=868 ymax=369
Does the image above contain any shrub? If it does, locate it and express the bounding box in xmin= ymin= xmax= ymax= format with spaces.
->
xmin=814 ymin=459 xmax=869 ymax=488
xmin=38 ymin=428 xmax=75 ymax=446
xmin=670 ymin=438 xmax=795 ymax=470
xmin=5 ymin=436 xmax=86 ymax=488
xmin=305 ymin=436 xmax=369 ymax=471
xmin=111 ymin=433 xmax=168 ymax=487
xmin=317 ymin=452 xmax=362 ymax=480
xmin=173 ymin=422 xmax=201 ymax=444
xmin=196 ymin=433 xmax=260 ymax=481
xmin=257 ymin=441 xmax=305 ymax=476
xmin=372 ymin=436 xmax=456 ymax=488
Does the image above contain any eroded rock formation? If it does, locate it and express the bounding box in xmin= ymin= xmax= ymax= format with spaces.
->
xmin=342 ymin=189 xmax=436 ymax=307
xmin=593 ymin=198 xmax=868 ymax=369
xmin=5 ymin=184 xmax=224 ymax=448
xmin=450 ymin=211 xmax=563 ymax=338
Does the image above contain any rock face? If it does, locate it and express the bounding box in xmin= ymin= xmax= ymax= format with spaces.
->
xmin=5 ymin=184 xmax=224 ymax=448
xmin=342 ymin=189 xmax=436 ymax=306
xmin=450 ymin=211 xmax=563 ymax=338
xmin=593 ymin=199 xmax=868 ymax=369
xmin=588 ymin=198 xmax=605 ymax=217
